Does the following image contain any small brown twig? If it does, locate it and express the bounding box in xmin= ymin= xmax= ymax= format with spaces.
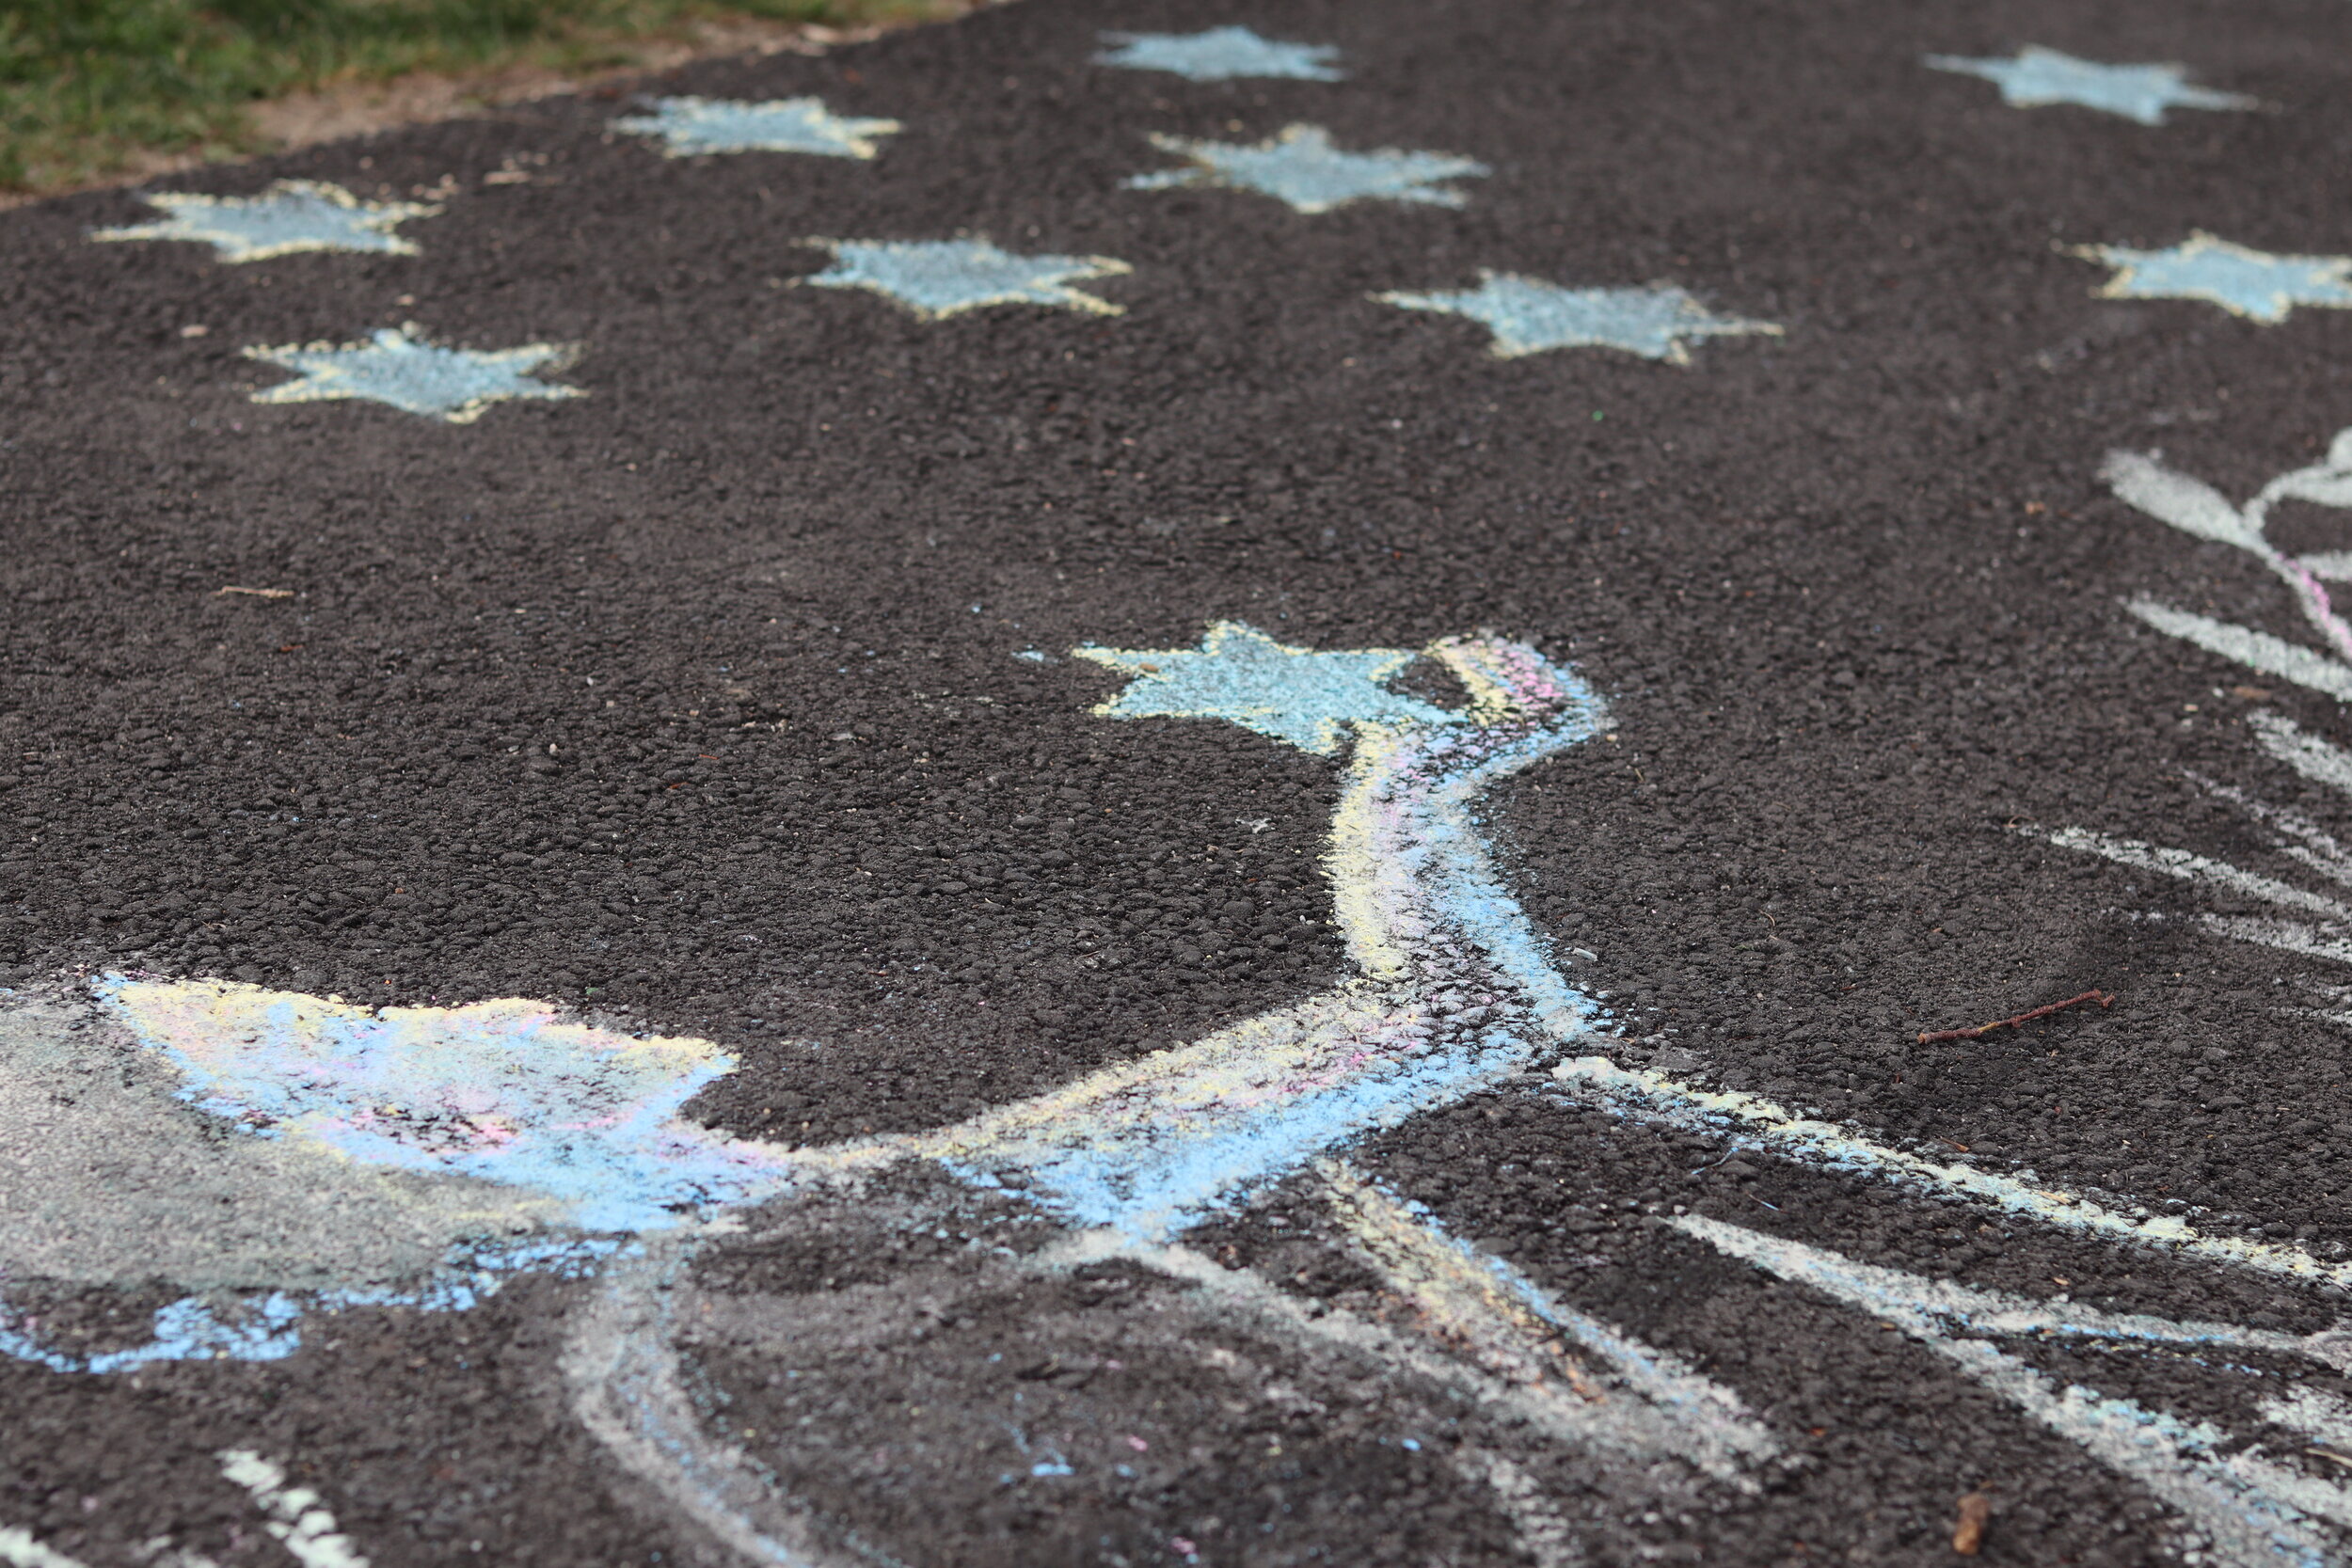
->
xmin=1952 ymin=1491 xmax=1992 ymax=1555
xmin=1918 ymin=990 xmax=2114 ymax=1046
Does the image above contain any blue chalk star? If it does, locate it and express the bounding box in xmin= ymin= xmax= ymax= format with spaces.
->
xmin=803 ymin=238 xmax=1132 ymax=319
xmin=1095 ymin=26 xmax=1343 ymax=82
xmin=1924 ymin=46 xmax=2253 ymax=125
xmin=1126 ymin=123 xmax=1486 ymax=214
xmin=1073 ymin=621 xmax=1451 ymax=755
xmin=2069 ymin=231 xmax=2352 ymax=324
xmin=91 ymin=180 xmax=439 ymax=262
xmin=1378 ymin=272 xmax=1781 ymax=364
xmin=244 ymin=325 xmax=584 ymax=422
xmin=612 ymin=96 xmax=901 ymax=158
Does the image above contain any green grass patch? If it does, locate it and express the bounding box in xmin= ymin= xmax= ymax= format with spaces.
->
xmin=1 ymin=0 xmax=941 ymax=196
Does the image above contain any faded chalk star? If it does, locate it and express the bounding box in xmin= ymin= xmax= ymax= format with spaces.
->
xmin=244 ymin=325 xmax=583 ymax=422
xmin=1378 ymin=272 xmax=1781 ymax=364
xmin=803 ymin=238 xmax=1131 ymax=319
xmin=92 ymin=180 xmax=439 ymax=262
xmin=1126 ymin=124 xmax=1486 ymax=214
xmin=1924 ymin=45 xmax=2253 ymax=125
xmin=2069 ymin=231 xmax=2352 ymax=324
xmin=1095 ymin=26 xmax=1343 ymax=82
xmin=612 ymin=96 xmax=901 ymax=159
xmin=1073 ymin=621 xmax=1451 ymax=755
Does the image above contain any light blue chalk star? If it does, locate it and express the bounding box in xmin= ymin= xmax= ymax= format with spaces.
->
xmin=91 ymin=180 xmax=439 ymax=262
xmin=243 ymin=325 xmax=584 ymax=423
xmin=1377 ymin=272 xmax=1782 ymax=364
xmin=1924 ymin=45 xmax=2253 ymax=125
xmin=1073 ymin=621 xmax=1451 ymax=755
xmin=612 ymin=96 xmax=901 ymax=158
xmin=802 ymin=238 xmax=1131 ymax=319
xmin=1095 ymin=26 xmax=1343 ymax=82
xmin=2068 ymin=231 xmax=2352 ymax=324
xmin=1126 ymin=124 xmax=1486 ymax=214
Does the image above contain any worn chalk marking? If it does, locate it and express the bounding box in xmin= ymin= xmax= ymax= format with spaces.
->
xmin=1315 ymin=1158 xmax=1773 ymax=1483
xmin=1679 ymin=1217 xmax=2352 ymax=1568
xmin=0 ymin=1528 xmax=91 ymax=1568
xmin=217 ymin=1451 xmax=371 ymax=1568
xmin=1554 ymin=1057 xmax=2352 ymax=1290
xmin=1923 ymin=46 xmax=2255 ymax=125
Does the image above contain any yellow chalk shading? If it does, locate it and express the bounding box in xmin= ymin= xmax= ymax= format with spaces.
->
xmin=1317 ymin=1157 xmax=1594 ymax=1396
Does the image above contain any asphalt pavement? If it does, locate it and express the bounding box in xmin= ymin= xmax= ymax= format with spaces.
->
xmin=6 ymin=0 xmax=2352 ymax=1563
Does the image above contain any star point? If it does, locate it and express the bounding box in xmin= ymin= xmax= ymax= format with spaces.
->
xmin=1095 ymin=26 xmax=1343 ymax=82
xmin=802 ymin=238 xmax=1131 ymax=319
xmin=1925 ymin=45 xmax=2253 ymax=125
xmin=612 ymin=96 xmax=901 ymax=158
xmin=1125 ymin=123 xmax=1486 ymax=214
xmin=1073 ymin=622 xmax=1453 ymax=755
xmin=243 ymin=325 xmax=584 ymax=423
xmin=2070 ymin=231 xmax=2352 ymax=324
xmin=1378 ymin=272 xmax=1781 ymax=363
xmin=91 ymin=180 xmax=439 ymax=262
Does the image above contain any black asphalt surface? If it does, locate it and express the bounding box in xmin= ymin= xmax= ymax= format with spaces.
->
xmin=8 ymin=0 xmax=2352 ymax=1563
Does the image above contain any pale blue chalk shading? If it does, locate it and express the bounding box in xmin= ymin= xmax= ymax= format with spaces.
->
xmin=1012 ymin=648 xmax=1051 ymax=662
xmin=245 ymin=325 xmax=583 ymax=422
xmin=2070 ymin=232 xmax=2352 ymax=325
xmin=92 ymin=180 xmax=440 ymax=261
xmin=1 ymin=1237 xmax=624 ymax=1374
xmin=1924 ymin=46 xmax=2253 ymax=125
xmin=1095 ymin=27 xmax=1343 ymax=82
xmin=953 ymin=1028 xmax=1532 ymax=1242
xmin=1404 ymin=697 xmax=1608 ymax=1038
xmin=803 ymin=239 xmax=1131 ymax=319
xmin=102 ymin=995 xmax=778 ymax=1234
xmin=1127 ymin=124 xmax=1486 ymax=214
xmin=612 ymin=96 xmax=901 ymax=158
xmin=1378 ymin=272 xmax=1781 ymax=364
xmin=1072 ymin=621 xmax=1449 ymax=754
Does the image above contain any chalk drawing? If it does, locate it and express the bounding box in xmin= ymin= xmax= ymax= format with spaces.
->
xmin=800 ymin=238 xmax=1131 ymax=319
xmin=2106 ymin=436 xmax=2352 ymax=689
xmin=612 ymin=98 xmax=901 ymax=159
xmin=1125 ymin=124 xmax=1486 ymax=214
xmin=91 ymin=180 xmax=439 ymax=261
xmin=1095 ymin=27 xmax=1343 ymax=83
xmin=244 ymin=325 xmax=583 ymax=422
xmin=219 ymin=1451 xmax=372 ymax=1568
xmin=0 ymin=1528 xmax=92 ymax=1568
xmin=1377 ymin=271 xmax=1782 ymax=363
xmin=1923 ymin=46 xmax=2255 ymax=125
xmin=2070 ymin=234 xmax=2352 ymax=324
xmin=2040 ymin=429 xmax=2352 ymax=1006
xmin=14 ymin=618 xmax=2352 ymax=1564
xmin=1681 ymin=1216 xmax=2352 ymax=1567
